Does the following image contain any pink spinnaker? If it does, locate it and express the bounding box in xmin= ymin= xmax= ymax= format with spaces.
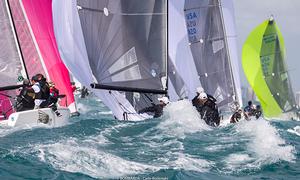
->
xmin=21 ymin=0 xmax=75 ymax=110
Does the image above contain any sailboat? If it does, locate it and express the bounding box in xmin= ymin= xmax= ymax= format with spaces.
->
xmin=0 ymin=0 xmax=70 ymax=127
xmin=53 ymin=0 xmax=168 ymax=121
xmin=20 ymin=0 xmax=79 ymax=116
xmin=242 ymin=16 xmax=298 ymax=119
xmin=183 ymin=0 xmax=242 ymax=112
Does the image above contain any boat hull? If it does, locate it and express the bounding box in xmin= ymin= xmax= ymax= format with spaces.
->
xmin=0 ymin=107 xmax=70 ymax=127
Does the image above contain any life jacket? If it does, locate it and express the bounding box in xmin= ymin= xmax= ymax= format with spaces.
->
xmin=16 ymin=87 xmax=35 ymax=111
xmin=50 ymin=87 xmax=59 ymax=98
xmin=39 ymin=80 xmax=50 ymax=100
xmin=32 ymin=83 xmax=42 ymax=99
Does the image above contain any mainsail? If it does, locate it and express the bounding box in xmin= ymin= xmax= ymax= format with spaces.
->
xmin=0 ymin=0 xmax=27 ymax=118
xmin=242 ymin=17 xmax=296 ymax=118
xmin=77 ymin=0 xmax=167 ymax=94
xmin=184 ymin=0 xmax=242 ymax=109
xmin=8 ymin=0 xmax=47 ymax=80
xmin=52 ymin=0 xmax=161 ymax=120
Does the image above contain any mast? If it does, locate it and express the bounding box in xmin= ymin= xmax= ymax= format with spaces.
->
xmin=165 ymin=0 xmax=169 ymax=94
xmin=5 ymin=0 xmax=29 ymax=81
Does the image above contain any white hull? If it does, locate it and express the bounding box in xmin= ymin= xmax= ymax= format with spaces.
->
xmin=0 ymin=107 xmax=70 ymax=127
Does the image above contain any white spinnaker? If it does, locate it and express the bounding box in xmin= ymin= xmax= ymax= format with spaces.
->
xmin=220 ymin=0 xmax=243 ymax=106
xmin=168 ymin=0 xmax=201 ymax=100
xmin=52 ymin=0 xmax=150 ymax=121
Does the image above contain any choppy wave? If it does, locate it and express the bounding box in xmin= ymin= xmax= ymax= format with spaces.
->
xmin=0 ymin=97 xmax=299 ymax=179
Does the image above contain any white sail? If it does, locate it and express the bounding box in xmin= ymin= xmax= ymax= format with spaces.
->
xmin=52 ymin=0 xmax=151 ymax=121
xmin=168 ymin=0 xmax=201 ymax=100
xmin=220 ymin=0 xmax=242 ymax=106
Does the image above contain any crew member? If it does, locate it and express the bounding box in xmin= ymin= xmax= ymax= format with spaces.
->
xmin=138 ymin=97 xmax=169 ymax=118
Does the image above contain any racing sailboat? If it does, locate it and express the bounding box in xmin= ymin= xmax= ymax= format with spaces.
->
xmin=183 ymin=0 xmax=242 ymax=110
xmin=242 ymin=16 xmax=298 ymax=119
xmin=0 ymin=0 xmax=70 ymax=127
xmin=53 ymin=0 xmax=168 ymax=121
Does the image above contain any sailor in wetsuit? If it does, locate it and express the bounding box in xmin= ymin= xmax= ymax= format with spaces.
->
xmin=193 ymin=91 xmax=220 ymax=127
xmin=138 ymin=97 xmax=169 ymax=118
xmin=254 ymin=105 xmax=262 ymax=119
xmin=230 ymin=109 xmax=249 ymax=123
xmin=244 ymin=101 xmax=256 ymax=117
xmin=16 ymin=79 xmax=35 ymax=112
xmin=192 ymin=87 xmax=217 ymax=107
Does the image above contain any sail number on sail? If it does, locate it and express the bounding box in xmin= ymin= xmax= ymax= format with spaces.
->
xmin=185 ymin=11 xmax=199 ymax=43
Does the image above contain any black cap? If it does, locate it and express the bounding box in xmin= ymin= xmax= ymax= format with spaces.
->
xmin=31 ymin=75 xmax=39 ymax=81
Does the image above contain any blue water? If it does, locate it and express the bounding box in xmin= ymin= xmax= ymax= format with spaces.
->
xmin=1 ymin=96 xmax=300 ymax=179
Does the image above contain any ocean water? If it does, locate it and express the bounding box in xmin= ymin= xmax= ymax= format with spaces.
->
xmin=0 ymin=96 xmax=300 ymax=179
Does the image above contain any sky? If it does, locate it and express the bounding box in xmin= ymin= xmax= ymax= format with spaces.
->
xmin=233 ymin=0 xmax=300 ymax=92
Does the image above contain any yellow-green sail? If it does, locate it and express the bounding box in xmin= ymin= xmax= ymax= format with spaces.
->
xmin=242 ymin=18 xmax=296 ymax=118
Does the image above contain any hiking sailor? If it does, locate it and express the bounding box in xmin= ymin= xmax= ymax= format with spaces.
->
xmin=254 ymin=105 xmax=262 ymax=119
xmin=193 ymin=92 xmax=220 ymax=127
xmin=16 ymin=79 xmax=35 ymax=112
xmin=192 ymin=87 xmax=217 ymax=107
xmin=138 ymin=97 xmax=169 ymax=118
xmin=230 ymin=109 xmax=249 ymax=123
xmin=46 ymin=82 xmax=61 ymax=117
xmin=244 ymin=101 xmax=255 ymax=116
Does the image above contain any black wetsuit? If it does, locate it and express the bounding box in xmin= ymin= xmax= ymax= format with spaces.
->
xmin=16 ymin=86 xmax=35 ymax=112
xmin=138 ymin=104 xmax=164 ymax=118
xmin=192 ymin=95 xmax=220 ymax=127
xmin=230 ymin=111 xmax=241 ymax=123
xmin=244 ymin=105 xmax=256 ymax=116
xmin=80 ymin=87 xmax=89 ymax=98
xmin=254 ymin=109 xmax=262 ymax=119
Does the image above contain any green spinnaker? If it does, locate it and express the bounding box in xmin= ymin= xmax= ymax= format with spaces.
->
xmin=242 ymin=19 xmax=296 ymax=118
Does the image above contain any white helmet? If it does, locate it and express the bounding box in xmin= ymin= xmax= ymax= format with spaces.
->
xmin=198 ymin=92 xmax=207 ymax=100
xmin=158 ymin=97 xmax=169 ymax=104
xmin=196 ymin=87 xmax=204 ymax=94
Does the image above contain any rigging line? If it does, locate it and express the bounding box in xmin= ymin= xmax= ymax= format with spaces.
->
xmin=2 ymin=98 xmax=23 ymax=118
xmin=144 ymin=94 xmax=154 ymax=103
xmin=0 ymin=92 xmax=14 ymax=99
xmin=80 ymin=6 xmax=165 ymax=16
xmin=184 ymin=4 xmax=222 ymax=11
xmin=260 ymin=51 xmax=283 ymax=58
xmin=109 ymin=91 xmax=139 ymax=115
xmin=188 ymin=35 xmax=238 ymax=45
xmin=198 ymin=68 xmax=231 ymax=77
